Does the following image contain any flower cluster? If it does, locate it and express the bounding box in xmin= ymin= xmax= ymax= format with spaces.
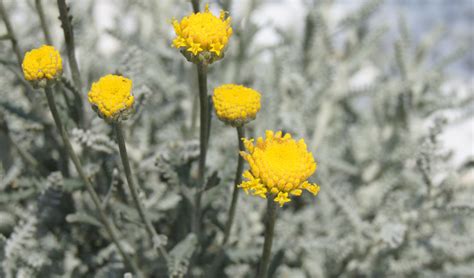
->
xmin=212 ymin=84 xmax=261 ymax=127
xmin=239 ymin=130 xmax=320 ymax=206
xmin=22 ymin=45 xmax=62 ymax=88
xmin=172 ymin=4 xmax=232 ymax=64
xmin=87 ymin=75 xmax=134 ymax=122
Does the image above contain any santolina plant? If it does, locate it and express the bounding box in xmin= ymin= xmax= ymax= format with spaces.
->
xmin=207 ymin=84 xmax=262 ymax=275
xmin=87 ymin=74 xmax=169 ymax=260
xmin=239 ymin=130 xmax=319 ymax=277
xmin=2 ymin=0 xmax=470 ymax=277
xmin=240 ymin=130 xmax=320 ymax=207
xmin=22 ymin=45 xmax=62 ymax=88
xmin=21 ymin=45 xmax=142 ymax=276
xmin=88 ymin=74 xmax=134 ymax=121
xmin=17 ymin=5 xmax=319 ymax=277
xmin=172 ymin=3 xmax=232 ymax=65
xmin=213 ymin=84 xmax=261 ymax=127
xmin=172 ymin=3 xmax=235 ymax=235
xmin=16 ymin=3 xmax=320 ymax=276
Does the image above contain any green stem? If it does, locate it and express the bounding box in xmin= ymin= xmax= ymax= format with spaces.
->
xmin=190 ymin=93 xmax=198 ymax=137
xmin=206 ymin=126 xmax=245 ymax=277
xmin=191 ymin=0 xmax=199 ymax=12
xmin=57 ymin=0 xmax=84 ymax=127
xmin=57 ymin=0 xmax=82 ymax=91
xmin=35 ymin=0 xmax=52 ymax=45
xmin=61 ymin=76 xmax=84 ymax=111
xmin=222 ymin=0 xmax=233 ymax=12
xmin=257 ymin=197 xmax=278 ymax=278
xmin=44 ymin=87 xmax=142 ymax=277
xmin=222 ymin=126 xmax=245 ymax=244
xmin=114 ymin=122 xmax=169 ymax=262
xmin=193 ymin=61 xmax=209 ymax=234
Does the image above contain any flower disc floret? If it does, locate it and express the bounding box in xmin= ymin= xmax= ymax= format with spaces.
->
xmin=22 ymin=45 xmax=62 ymax=88
xmin=172 ymin=4 xmax=232 ymax=64
xmin=239 ymin=130 xmax=320 ymax=206
xmin=88 ymin=75 xmax=134 ymax=121
xmin=213 ymin=84 xmax=261 ymax=127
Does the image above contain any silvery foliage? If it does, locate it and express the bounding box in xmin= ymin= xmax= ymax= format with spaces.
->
xmin=0 ymin=0 xmax=473 ymax=277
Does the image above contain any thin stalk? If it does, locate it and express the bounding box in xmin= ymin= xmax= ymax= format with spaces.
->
xmin=222 ymin=126 xmax=245 ymax=244
xmin=193 ymin=61 xmax=209 ymax=233
xmin=57 ymin=0 xmax=82 ymax=91
xmin=190 ymin=93 xmax=198 ymax=136
xmin=302 ymin=10 xmax=315 ymax=71
xmin=191 ymin=0 xmax=199 ymax=12
xmin=35 ymin=0 xmax=52 ymax=45
xmin=57 ymin=0 xmax=84 ymax=127
xmin=257 ymin=197 xmax=278 ymax=278
xmin=61 ymin=76 xmax=84 ymax=118
xmin=206 ymin=126 xmax=245 ymax=277
xmin=0 ymin=112 xmax=13 ymax=170
xmin=44 ymin=86 xmax=142 ymax=277
xmin=114 ymin=122 xmax=169 ymax=261
xmin=222 ymin=0 xmax=233 ymax=12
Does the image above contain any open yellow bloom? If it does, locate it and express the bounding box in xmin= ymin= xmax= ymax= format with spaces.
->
xmin=213 ymin=84 xmax=261 ymax=127
xmin=88 ymin=75 xmax=134 ymax=121
xmin=22 ymin=45 xmax=62 ymax=88
xmin=172 ymin=4 xmax=232 ymax=64
xmin=239 ymin=130 xmax=320 ymax=206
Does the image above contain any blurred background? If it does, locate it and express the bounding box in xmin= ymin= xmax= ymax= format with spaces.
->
xmin=0 ymin=0 xmax=473 ymax=277
xmin=34 ymin=0 xmax=474 ymax=163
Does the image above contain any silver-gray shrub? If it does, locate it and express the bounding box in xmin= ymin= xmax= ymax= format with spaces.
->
xmin=0 ymin=0 xmax=472 ymax=277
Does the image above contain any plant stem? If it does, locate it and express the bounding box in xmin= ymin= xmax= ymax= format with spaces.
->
xmin=57 ymin=0 xmax=81 ymax=91
xmin=114 ymin=122 xmax=169 ymax=262
xmin=257 ymin=197 xmax=278 ymax=278
xmin=222 ymin=126 xmax=245 ymax=244
xmin=191 ymin=0 xmax=199 ymax=12
xmin=35 ymin=0 xmax=52 ymax=45
xmin=44 ymin=86 xmax=142 ymax=277
xmin=206 ymin=126 xmax=245 ymax=277
xmin=193 ymin=61 xmax=209 ymax=234
xmin=57 ymin=0 xmax=84 ymax=127
xmin=222 ymin=0 xmax=233 ymax=12
xmin=190 ymin=93 xmax=198 ymax=137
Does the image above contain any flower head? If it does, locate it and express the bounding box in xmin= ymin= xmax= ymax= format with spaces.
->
xmin=213 ymin=84 xmax=261 ymax=127
xmin=239 ymin=130 xmax=320 ymax=206
xmin=22 ymin=45 xmax=62 ymax=88
xmin=172 ymin=4 xmax=232 ymax=64
xmin=88 ymin=75 xmax=134 ymax=122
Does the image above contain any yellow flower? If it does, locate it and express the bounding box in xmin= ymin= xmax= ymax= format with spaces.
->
xmin=88 ymin=75 xmax=134 ymax=121
xmin=212 ymin=84 xmax=261 ymax=127
xmin=239 ymin=131 xmax=320 ymax=206
xmin=22 ymin=45 xmax=62 ymax=88
xmin=172 ymin=4 xmax=232 ymax=64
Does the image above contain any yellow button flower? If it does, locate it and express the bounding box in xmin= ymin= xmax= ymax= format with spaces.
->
xmin=172 ymin=4 xmax=232 ymax=64
xmin=22 ymin=45 xmax=62 ymax=88
xmin=239 ymin=131 xmax=320 ymax=206
xmin=212 ymin=84 xmax=261 ymax=127
xmin=88 ymin=75 xmax=134 ymax=122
